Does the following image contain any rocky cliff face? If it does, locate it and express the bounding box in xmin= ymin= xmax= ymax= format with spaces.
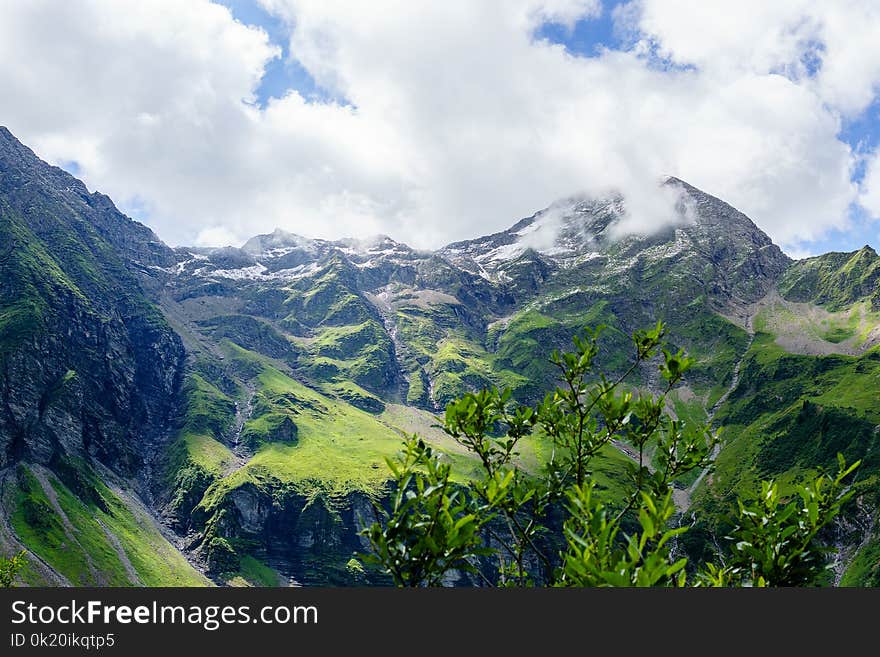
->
xmin=0 ymin=127 xmax=184 ymax=475
xmin=0 ymin=128 xmax=206 ymax=587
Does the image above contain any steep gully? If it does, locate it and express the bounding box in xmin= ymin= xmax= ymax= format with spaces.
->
xmin=611 ymin=301 xmax=758 ymax=514
xmin=366 ymin=290 xmax=440 ymax=410
xmin=228 ymin=386 xmax=256 ymax=475
xmin=684 ymin=312 xmax=756 ymax=508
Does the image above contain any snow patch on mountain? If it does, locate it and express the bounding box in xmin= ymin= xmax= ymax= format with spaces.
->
xmin=202 ymin=263 xmax=268 ymax=280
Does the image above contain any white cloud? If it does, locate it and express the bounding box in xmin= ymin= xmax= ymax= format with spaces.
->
xmin=0 ymin=0 xmax=877 ymax=254
xmin=194 ymin=225 xmax=242 ymax=248
xmin=632 ymin=0 xmax=880 ymax=116
xmin=861 ymin=150 xmax=880 ymax=219
xmin=525 ymin=0 xmax=603 ymax=28
xmin=634 ymin=1 xmax=821 ymax=79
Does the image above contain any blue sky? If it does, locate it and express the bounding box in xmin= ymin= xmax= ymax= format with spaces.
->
xmin=218 ymin=0 xmax=326 ymax=107
xmin=534 ymin=2 xmax=627 ymax=57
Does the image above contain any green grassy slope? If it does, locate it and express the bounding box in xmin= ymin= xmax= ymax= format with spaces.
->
xmin=160 ymin=336 xmax=642 ymax=584
xmin=688 ymin=328 xmax=880 ymax=584
xmin=5 ymin=461 xmax=207 ymax=586
xmin=164 ymin=342 xmax=437 ymax=584
xmin=779 ymin=246 xmax=880 ymax=311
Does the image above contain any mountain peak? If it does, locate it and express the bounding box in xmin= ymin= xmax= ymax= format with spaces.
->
xmin=0 ymin=124 xmax=83 ymax=190
xmin=0 ymin=125 xmax=22 ymax=147
xmin=442 ymin=179 xmax=782 ymax=269
xmin=0 ymin=125 xmax=174 ymax=268
xmin=242 ymin=228 xmax=317 ymax=256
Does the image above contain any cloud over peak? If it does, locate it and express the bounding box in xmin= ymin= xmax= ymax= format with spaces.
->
xmin=0 ymin=0 xmax=878 ymax=254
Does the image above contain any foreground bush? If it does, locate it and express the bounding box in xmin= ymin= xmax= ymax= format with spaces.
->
xmin=364 ymin=322 xmax=858 ymax=587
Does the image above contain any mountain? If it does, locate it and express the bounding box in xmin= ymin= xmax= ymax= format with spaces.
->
xmin=0 ymin=127 xmax=205 ymax=585
xmin=1 ymin=126 xmax=877 ymax=586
